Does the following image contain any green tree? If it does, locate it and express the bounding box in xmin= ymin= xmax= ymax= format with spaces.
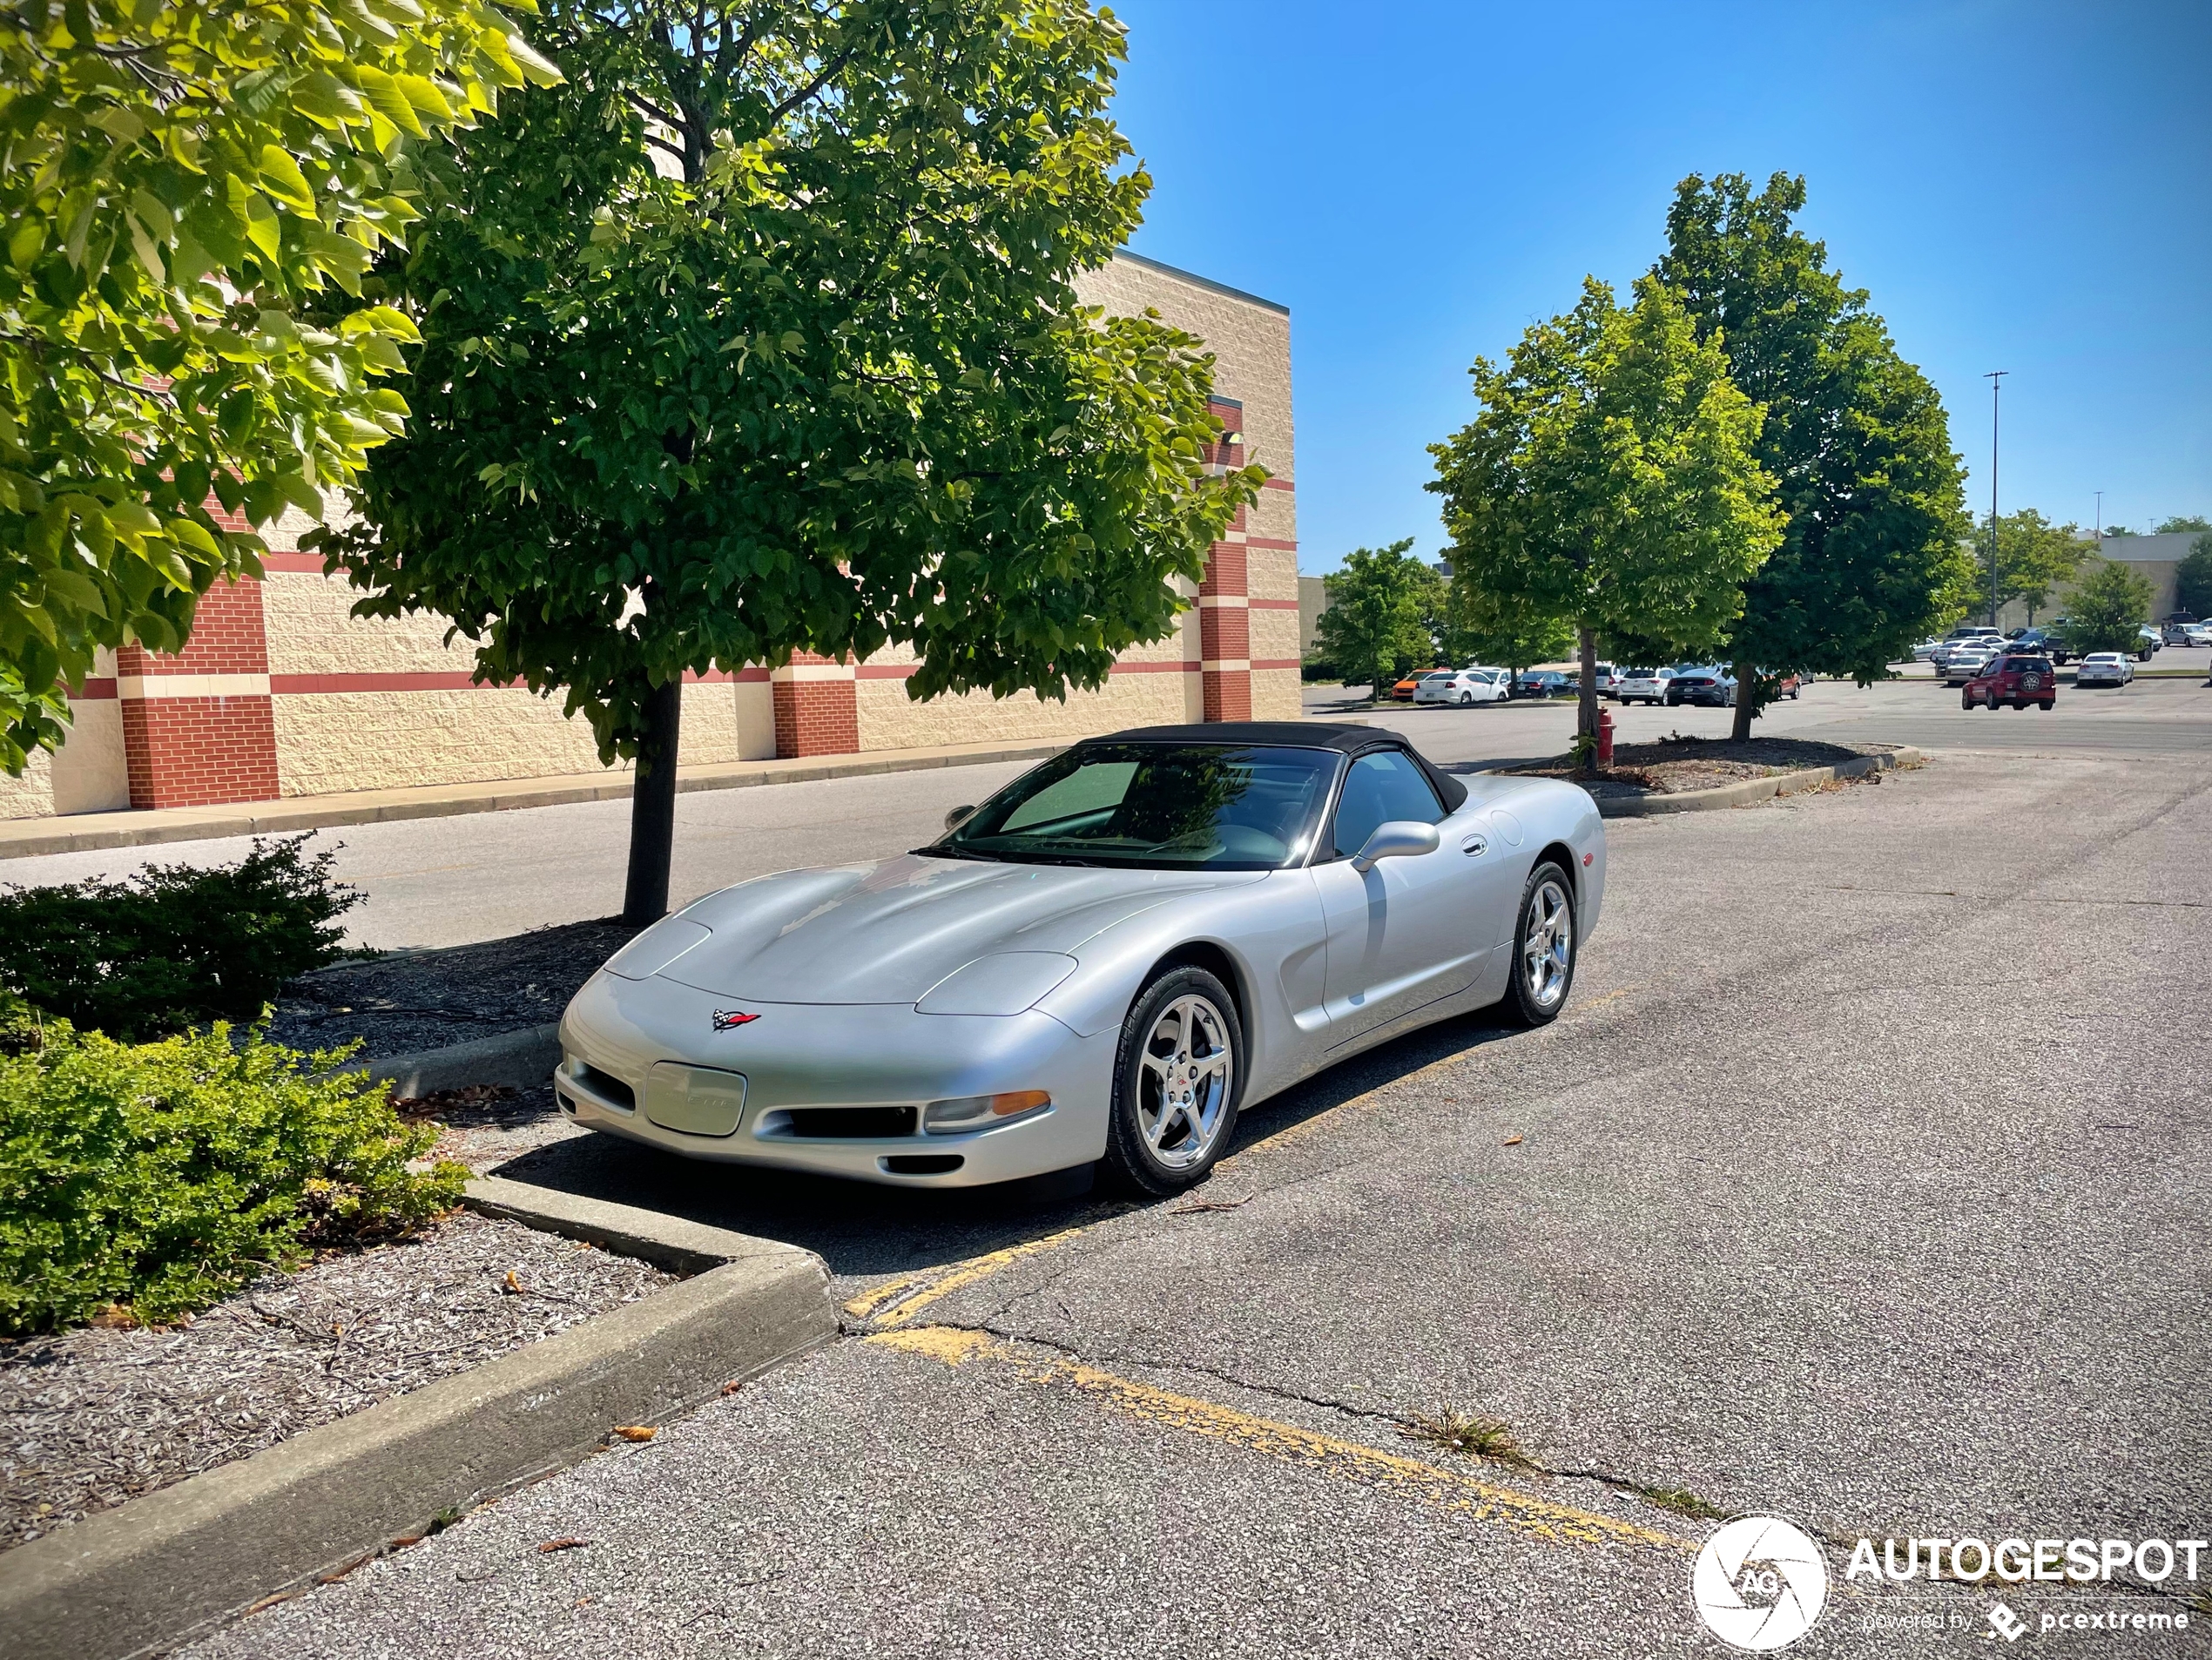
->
xmin=2061 ymin=559 xmax=2155 ymax=655
xmin=1313 ymin=540 xmax=1438 ymax=701
xmin=1980 ymin=509 xmax=2095 ymax=624
xmin=0 ymin=0 xmax=554 ymax=774
xmin=2100 ymin=523 xmax=2138 ymax=538
xmin=1428 ymin=275 xmax=1783 ymax=749
xmin=1656 ymin=172 xmax=1972 ymax=739
xmin=1438 ymin=593 xmax=1573 ymax=676
xmin=313 ymin=1 xmax=1260 ymax=921
xmin=2175 ymin=534 xmax=2212 ymax=616
xmin=2155 ymin=516 xmax=2211 ymax=535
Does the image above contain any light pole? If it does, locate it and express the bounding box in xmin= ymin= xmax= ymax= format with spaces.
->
xmin=2094 ymin=489 xmax=2103 ymax=540
xmin=1984 ymin=370 xmax=2007 ymax=625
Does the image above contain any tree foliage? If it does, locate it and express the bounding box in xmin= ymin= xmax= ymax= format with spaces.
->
xmin=314 ymin=0 xmax=1258 ymax=780
xmin=2154 ymin=516 xmax=2210 ymax=535
xmin=1655 ymin=173 xmax=1972 ymax=734
xmin=2175 ymin=535 xmax=2212 ymax=617
xmin=0 ymin=0 xmax=555 ymax=773
xmin=2061 ymin=558 xmax=2155 ymax=655
xmin=1428 ymin=274 xmax=1784 ymax=740
xmin=1977 ymin=508 xmax=2094 ymax=624
xmin=1312 ymin=539 xmax=1440 ymax=698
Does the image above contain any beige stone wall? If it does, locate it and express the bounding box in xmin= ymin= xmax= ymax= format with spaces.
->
xmin=270 ymin=678 xmax=748 ymax=799
xmin=1251 ymin=667 xmax=1302 ymax=720
xmin=263 ymin=569 xmax=482 ymax=677
xmin=857 ymin=668 xmax=1196 ymax=752
xmin=0 ymin=650 xmax=129 ymax=820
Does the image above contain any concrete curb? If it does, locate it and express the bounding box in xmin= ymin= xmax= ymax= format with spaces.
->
xmin=461 ymin=1175 xmax=792 ymax=1274
xmin=0 ymin=1199 xmax=835 ymax=1660
xmin=0 ymin=738 xmax=1072 ymax=861
xmin=1595 ymin=746 xmax=1925 ymax=819
xmin=360 ymin=1022 xmax=562 ymax=1100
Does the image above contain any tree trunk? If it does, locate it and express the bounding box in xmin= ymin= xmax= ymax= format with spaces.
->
xmin=1577 ymin=625 xmax=1598 ymax=748
xmin=1729 ymin=658 xmax=1756 ymax=742
xmin=622 ymin=674 xmax=684 ymax=927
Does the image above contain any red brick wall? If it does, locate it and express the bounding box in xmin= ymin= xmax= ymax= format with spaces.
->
xmin=122 ymin=696 xmax=280 ymax=806
xmin=115 ymin=574 xmax=270 ymax=679
xmin=772 ymin=657 xmax=860 ymax=758
xmin=118 ymin=572 xmax=281 ymax=808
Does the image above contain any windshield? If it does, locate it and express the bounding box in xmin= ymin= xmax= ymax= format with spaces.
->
xmin=933 ymin=743 xmax=1339 ymax=870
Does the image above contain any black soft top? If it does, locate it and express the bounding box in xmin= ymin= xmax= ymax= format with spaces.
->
xmin=1086 ymin=722 xmax=1468 ymax=812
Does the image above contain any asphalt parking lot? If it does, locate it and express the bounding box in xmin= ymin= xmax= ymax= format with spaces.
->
xmin=173 ymin=691 xmax=2210 ymax=1656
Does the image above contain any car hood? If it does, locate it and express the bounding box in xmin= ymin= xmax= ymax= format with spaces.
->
xmin=645 ymin=854 xmax=1267 ymax=1005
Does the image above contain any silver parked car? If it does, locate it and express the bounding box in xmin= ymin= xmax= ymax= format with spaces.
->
xmin=1941 ymin=643 xmax=2001 ymax=685
xmin=556 ymin=724 xmax=1604 ymax=1195
xmin=2074 ymin=652 xmax=2134 ymax=687
xmin=1930 ymin=629 xmax=2003 ymax=676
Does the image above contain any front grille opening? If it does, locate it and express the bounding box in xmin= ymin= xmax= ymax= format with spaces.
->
xmin=572 ymin=1063 xmax=635 ymax=1111
xmin=881 ymin=1154 xmax=964 ymax=1177
xmin=785 ymin=1106 xmax=918 ymax=1139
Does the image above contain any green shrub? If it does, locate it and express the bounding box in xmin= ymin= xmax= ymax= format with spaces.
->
xmin=0 ymin=834 xmax=362 ymax=1042
xmin=0 ymin=1022 xmax=465 ymax=1334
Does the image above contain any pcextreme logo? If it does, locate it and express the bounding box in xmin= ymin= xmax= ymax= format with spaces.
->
xmin=1692 ymin=1516 xmax=1831 ymax=1650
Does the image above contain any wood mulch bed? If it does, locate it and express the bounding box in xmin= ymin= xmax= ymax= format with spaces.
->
xmin=268 ymin=917 xmax=643 ymax=1062
xmin=0 ymin=1212 xmax=672 ymax=1553
xmin=1504 ymin=734 xmax=1901 ymax=800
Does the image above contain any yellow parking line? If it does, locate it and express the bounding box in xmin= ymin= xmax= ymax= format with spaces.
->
xmin=849 ymin=986 xmax=1646 ymax=1326
xmin=868 ymin=1326 xmax=1689 ymax=1554
xmin=859 ymin=1215 xmax=1128 ymax=1328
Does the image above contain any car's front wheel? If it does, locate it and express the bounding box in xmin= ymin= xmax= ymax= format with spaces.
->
xmin=1502 ymin=862 xmax=1576 ymax=1028
xmin=1104 ymin=968 xmax=1244 ymax=1196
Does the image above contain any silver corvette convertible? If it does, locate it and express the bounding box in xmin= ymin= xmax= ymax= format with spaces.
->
xmin=556 ymin=722 xmax=1604 ymax=1196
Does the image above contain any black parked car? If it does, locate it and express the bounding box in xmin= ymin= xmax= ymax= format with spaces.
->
xmin=1512 ymin=670 xmax=1572 ymax=698
xmin=1664 ymin=668 xmax=1737 ymax=708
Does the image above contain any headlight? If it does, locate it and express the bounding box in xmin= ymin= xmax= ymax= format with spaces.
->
xmin=915 ymin=952 xmax=1078 ymax=1016
xmin=603 ymin=916 xmax=711 ymax=980
xmin=922 ymin=1090 xmax=1051 ymax=1134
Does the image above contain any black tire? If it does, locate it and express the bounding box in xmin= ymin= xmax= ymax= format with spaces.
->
xmin=1502 ymin=861 xmax=1577 ymax=1028
xmin=1103 ymin=967 xmax=1244 ymax=1197
xmin=1961 ymin=692 xmax=1973 ymax=711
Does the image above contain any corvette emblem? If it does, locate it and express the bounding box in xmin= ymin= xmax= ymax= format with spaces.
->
xmin=711 ymin=1009 xmax=760 ymax=1032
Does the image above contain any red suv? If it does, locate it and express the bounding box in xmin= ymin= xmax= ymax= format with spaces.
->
xmin=1963 ymin=654 xmax=2056 ymax=712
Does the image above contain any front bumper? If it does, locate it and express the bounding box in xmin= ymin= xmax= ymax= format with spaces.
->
xmin=554 ymin=970 xmax=1116 ymax=1187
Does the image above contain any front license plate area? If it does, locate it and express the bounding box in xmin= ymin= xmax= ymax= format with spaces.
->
xmin=644 ymin=1063 xmax=747 ymax=1137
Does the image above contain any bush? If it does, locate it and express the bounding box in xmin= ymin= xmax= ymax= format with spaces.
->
xmin=0 ymin=835 xmax=361 ymax=1043
xmin=0 ymin=1022 xmax=465 ymax=1334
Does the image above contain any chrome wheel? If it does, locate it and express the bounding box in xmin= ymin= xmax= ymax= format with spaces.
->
xmin=1521 ymin=876 xmax=1574 ymax=1011
xmin=1136 ymin=994 xmax=1234 ymax=1171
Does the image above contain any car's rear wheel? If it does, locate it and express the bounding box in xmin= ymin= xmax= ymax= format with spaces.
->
xmin=1104 ymin=968 xmax=1244 ymax=1197
xmin=1961 ymin=692 xmax=1973 ymax=710
xmin=1502 ymin=863 xmax=1576 ymax=1028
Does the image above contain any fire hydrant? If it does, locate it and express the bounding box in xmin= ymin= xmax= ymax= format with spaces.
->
xmin=1596 ymin=705 xmax=1615 ymax=771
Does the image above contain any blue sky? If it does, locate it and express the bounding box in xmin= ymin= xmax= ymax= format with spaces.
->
xmin=1103 ymin=0 xmax=2211 ymax=572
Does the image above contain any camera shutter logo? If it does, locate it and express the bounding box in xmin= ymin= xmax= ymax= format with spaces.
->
xmin=1691 ymin=1516 xmax=1830 ymax=1650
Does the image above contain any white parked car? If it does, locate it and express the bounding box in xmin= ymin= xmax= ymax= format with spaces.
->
xmin=1612 ymin=665 xmax=1675 ymax=705
xmin=1909 ymin=639 xmax=1942 ymax=662
xmin=2074 ymin=653 xmax=2134 ymax=687
xmin=1930 ymin=629 xmax=2003 ymax=675
xmin=1412 ymin=667 xmax=1511 ymax=706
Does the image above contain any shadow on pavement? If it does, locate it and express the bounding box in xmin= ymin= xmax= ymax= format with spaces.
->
xmin=488 ymin=1009 xmax=1525 ymax=1281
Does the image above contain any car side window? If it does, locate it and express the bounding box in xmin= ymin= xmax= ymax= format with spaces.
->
xmin=1331 ymin=751 xmax=1445 ymax=860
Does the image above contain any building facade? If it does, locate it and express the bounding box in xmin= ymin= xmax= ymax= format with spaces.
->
xmin=1988 ymin=531 xmax=2195 ymax=631
xmin=0 ymin=252 xmax=1297 ymax=821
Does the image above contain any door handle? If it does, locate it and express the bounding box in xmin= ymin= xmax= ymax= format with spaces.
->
xmin=1460 ymin=833 xmax=1488 ymax=856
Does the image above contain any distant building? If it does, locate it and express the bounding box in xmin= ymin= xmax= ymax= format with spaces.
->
xmin=1298 ymin=575 xmax=1332 ymax=654
xmin=1987 ymin=531 xmax=2195 ymax=629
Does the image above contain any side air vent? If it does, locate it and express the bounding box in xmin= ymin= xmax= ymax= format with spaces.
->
xmin=571 ymin=1063 xmax=635 ymax=1111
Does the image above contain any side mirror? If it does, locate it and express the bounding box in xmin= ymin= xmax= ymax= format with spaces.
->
xmin=944 ymin=804 xmax=976 ymax=831
xmin=1351 ymin=820 xmax=1440 ymax=874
